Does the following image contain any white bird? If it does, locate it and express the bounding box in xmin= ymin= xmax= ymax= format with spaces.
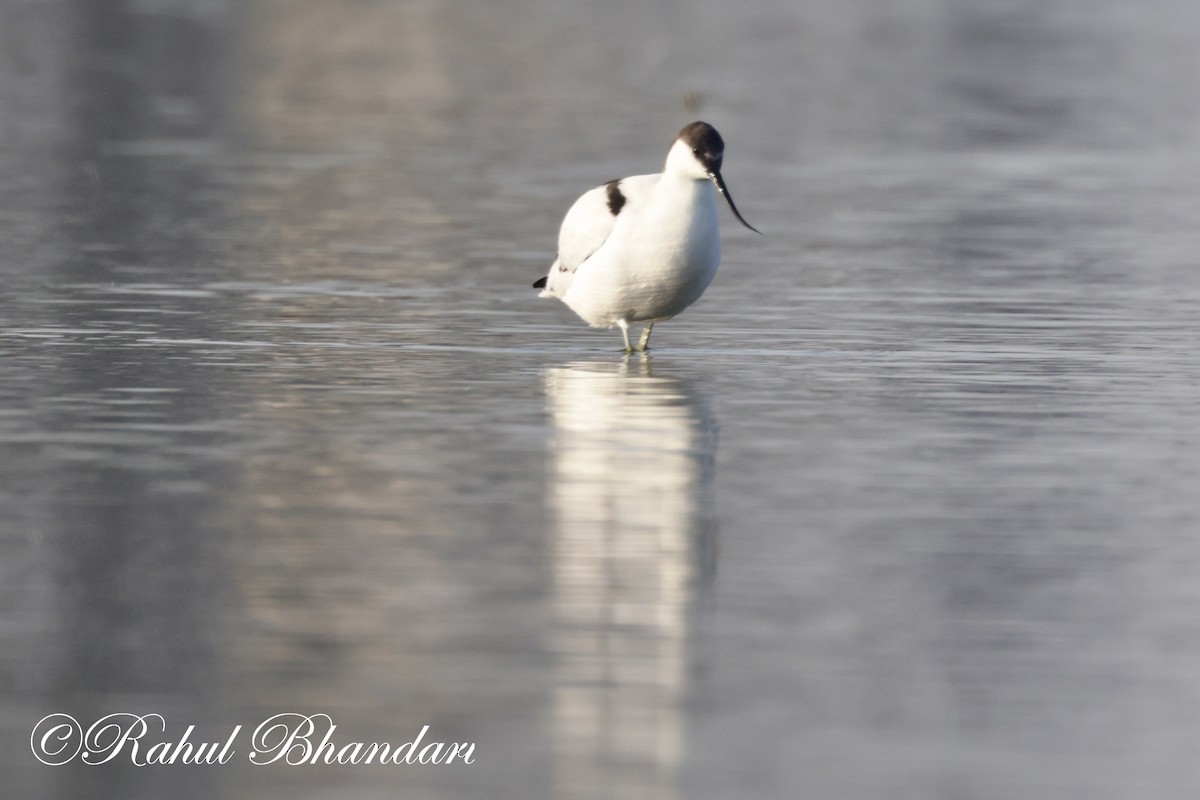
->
xmin=533 ymin=121 xmax=759 ymax=353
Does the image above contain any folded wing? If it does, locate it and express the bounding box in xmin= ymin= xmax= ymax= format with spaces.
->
xmin=535 ymin=174 xmax=660 ymax=297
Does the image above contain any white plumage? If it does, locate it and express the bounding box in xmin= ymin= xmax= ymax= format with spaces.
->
xmin=533 ymin=121 xmax=759 ymax=353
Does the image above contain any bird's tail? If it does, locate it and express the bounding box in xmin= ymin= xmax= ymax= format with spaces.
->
xmin=532 ymin=259 xmax=560 ymax=298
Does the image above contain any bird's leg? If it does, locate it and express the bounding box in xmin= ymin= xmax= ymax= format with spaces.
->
xmin=637 ymin=323 xmax=654 ymax=352
xmin=617 ymin=320 xmax=633 ymax=354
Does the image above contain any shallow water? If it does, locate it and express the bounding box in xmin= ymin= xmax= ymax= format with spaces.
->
xmin=4 ymin=0 xmax=1200 ymax=798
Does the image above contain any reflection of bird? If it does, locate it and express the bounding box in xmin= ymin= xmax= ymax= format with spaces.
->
xmin=543 ymin=361 xmax=718 ymax=799
xmin=533 ymin=121 xmax=759 ymax=353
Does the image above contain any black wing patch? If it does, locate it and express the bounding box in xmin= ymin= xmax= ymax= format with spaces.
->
xmin=604 ymin=179 xmax=626 ymax=216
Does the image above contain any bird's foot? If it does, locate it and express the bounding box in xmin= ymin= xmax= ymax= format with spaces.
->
xmin=618 ymin=322 xmax=634 ymax=354
xmin=636 ymin=323 xmax=654 ymax=352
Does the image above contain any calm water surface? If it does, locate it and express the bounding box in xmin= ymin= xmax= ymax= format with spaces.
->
xmin=3 ymin=1 xmax=1200 ymax=798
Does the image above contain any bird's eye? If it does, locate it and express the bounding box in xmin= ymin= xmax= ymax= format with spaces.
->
xmin=692 ymin=147 xmax=700 ymax=155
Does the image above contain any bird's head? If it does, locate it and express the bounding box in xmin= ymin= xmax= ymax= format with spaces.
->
xmin=666 ymin=121 xmax=760 ymax=234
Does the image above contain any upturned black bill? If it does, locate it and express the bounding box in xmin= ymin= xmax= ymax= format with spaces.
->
xmin=709 ymin=171 xmax=761 ymax=234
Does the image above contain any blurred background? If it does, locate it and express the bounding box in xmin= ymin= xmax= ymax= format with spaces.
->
xmin=3 ymin=0 xmax=1200 ymax=797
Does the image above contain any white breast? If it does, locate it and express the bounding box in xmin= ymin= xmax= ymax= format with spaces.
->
xmin=562 ymin=175 xmax=721 ymax=329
